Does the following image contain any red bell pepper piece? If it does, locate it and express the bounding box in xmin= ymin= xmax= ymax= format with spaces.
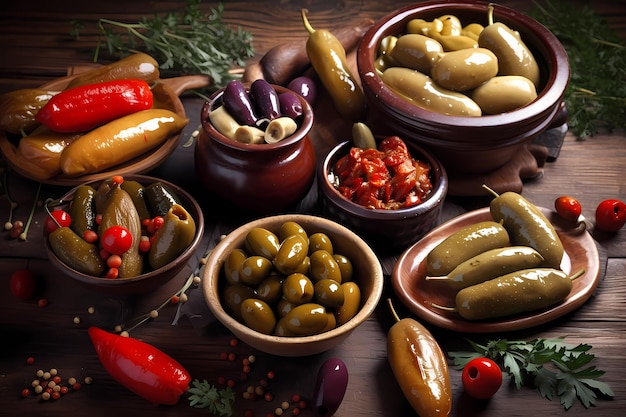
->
xmin=88 ymin=326 xmax=191 ymax=405
xmin=36 ymin=79 xmax=153 ymax=133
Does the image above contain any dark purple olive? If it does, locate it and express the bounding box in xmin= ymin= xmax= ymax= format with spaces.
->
xmin=278 ymin=92 xmax=303 ymax=120
xmin=287 ymin=76 xmax=317 ymax=106
xmin=222 ymin=79 xmax=258 ymax=126
xmin=312 ymin=358 xmax=348 ymax=417
xmin=250 ymin=79 xmax=281 ymax=120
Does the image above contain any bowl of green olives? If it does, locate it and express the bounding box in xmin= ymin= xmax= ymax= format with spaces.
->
xmin=44 ymin=174 xmax=204 ymax=296
xmin=202 ymin=214 xmax=385 ymax=357
xmin=357 ymin=1 xmax=569 ymax=175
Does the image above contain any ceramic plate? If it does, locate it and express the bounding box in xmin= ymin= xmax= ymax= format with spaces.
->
xmin=391 ymin=207 xmax=601 ymax=333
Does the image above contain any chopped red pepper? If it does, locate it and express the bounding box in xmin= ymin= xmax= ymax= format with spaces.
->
xmin=88 ymin=326 xmax=191 ymax=405
xmin=334 ymin=136 xmax=432 ymax=210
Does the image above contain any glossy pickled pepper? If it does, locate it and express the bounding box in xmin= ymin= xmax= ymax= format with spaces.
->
xmin=301 ymin=9 xmax=366 ymax=121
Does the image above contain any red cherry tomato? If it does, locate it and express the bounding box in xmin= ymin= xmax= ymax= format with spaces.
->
xmin=462 ymin=357 xmax=502 ymax=399
xmin=554 ymin=195 xmax=582 ymax=222
xmin=101 ymin=225 xmax=133 ymax=255
xmin=595 ymin=199 xmax=626 ymax=232
xmin=10 ymin=269 xmax=38 ymax=300
xmin=45 ymin=209 xmax=72 ymax=233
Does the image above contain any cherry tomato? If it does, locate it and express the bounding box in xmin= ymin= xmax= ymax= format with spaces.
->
xmin=45 ymin=209 xmax=72 ymax=233
xmin=554 ymin=195 xmax=582 ymax=222
xmin=10 ymin=269 xmax=38 ymax=300
xmin=595 ymin=199 xmax=626 ymax=232
xmin=101 ymin=225 xmax=133 ymax=255
xmin=461 ymin=357 xmax=502 ymax=399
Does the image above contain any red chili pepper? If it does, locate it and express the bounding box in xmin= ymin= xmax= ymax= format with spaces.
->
xmin=36 ymin=79 xmax=153 ymax=133
xmin=88 ymin=326 xmax=191 ymax=405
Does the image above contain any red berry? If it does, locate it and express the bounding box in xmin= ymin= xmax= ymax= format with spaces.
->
xmin=554 ymin=196 xmax=582 ymax=222
xmin=462 ymin=357 xmax=503 ymax=399
xmin=101 ymin=225 xmax=133 ymax=255
xmin=10 ymin=269 xmax=38 ymax=300
xmin=45 ymin=209 xmax=72 ymax=233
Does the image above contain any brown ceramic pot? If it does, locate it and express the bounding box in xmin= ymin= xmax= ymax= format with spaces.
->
xmin=357 ymin=1 xmax=570 ymax=174
xmin=195 ymin=84 xmax=316 ymax=214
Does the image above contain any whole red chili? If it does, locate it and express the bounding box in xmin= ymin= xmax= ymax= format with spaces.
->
xmin=88 ymin=326 xmax=191 ymax=405
xmin=36 ymin=79 xmax=153 ymax=133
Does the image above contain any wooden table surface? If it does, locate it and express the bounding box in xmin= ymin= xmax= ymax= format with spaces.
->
xmin=1 ymin=1 xmax=625 ymax=416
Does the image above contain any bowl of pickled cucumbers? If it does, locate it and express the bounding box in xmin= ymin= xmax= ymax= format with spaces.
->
xmin=44 ymin=174 xmax=204 ymax=295
xmin=357 ymin=1 xmax=570 ymax=174
xmin=202 ymin=214 xmax=385 ymax=357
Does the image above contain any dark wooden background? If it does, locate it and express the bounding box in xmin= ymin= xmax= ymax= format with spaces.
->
xmin=0 ymin=1 xmax=625 ymax=417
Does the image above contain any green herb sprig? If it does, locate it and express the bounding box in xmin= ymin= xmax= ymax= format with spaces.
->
xmin=72 ymin=0 xmax=254 ymax=88
xmin=529 ymin=0 xmax=626 ymax=139
xmin=187 ymin=379 xmax=235 ymax=417
xmin=448 ymin=337 xmax=614 ymax=410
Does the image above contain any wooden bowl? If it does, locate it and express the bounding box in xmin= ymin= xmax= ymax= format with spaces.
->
xmin=44 ymin=175 xmax=204 ymax=296
xmin=194 ymin=84 xmax=316 ymax=214
xmin=0 ymin=74 xmax=208 ymax=186
xmin=357 ymin=1 xmax=570 ymax=174
xmin=202 ymin=214 xmax=384 ymax=357
xmin=318 ymin=138 xmax=448 ymax=254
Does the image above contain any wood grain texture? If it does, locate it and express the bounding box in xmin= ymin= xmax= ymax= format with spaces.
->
xmin=0 ymin=1 xmax=625 ymax=416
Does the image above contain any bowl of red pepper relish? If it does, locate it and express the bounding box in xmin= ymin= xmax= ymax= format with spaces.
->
xmin=357 ymin=1 xmax=569 ymax=175
xmin=44 ymin=175 xmax=204 ymax=296
xmin=318 ymin=136 xmax=447 ymax=254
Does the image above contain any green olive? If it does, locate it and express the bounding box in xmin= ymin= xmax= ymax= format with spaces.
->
xmin=256 ymin=273 xmax=284 ymax=304
xmin=278 ymin=221 xmax=308 ymax=243
xmin=245 ymin=227 xmax=280 ymax=259
xmin=274 ymin=317 xmax=298 ymax=336
xmin=240 ymin=298 xmax=277 ymax=334
xmin=224 ymin=248 xmax=247 ymax=285
xmin=276 ymin=297 xmax=296 ymax=317
xmin=321 ymin=312 xmax=337 ymax=333
xmin=309 ymin=250 xmax=342 ymax=283
xmin=389 ymin=33 xmax=444 ymax=74
xmin=471 ymin=75 xmax=537 ymax=114
xmin=431 ymin=48 xmax=498 ymax=91
xmin=381 ymin=67 xmax=482 ymax=117
xmin=282 ymin=272 xmax=314 ymax=305
xmin=222 ymin=284 xmax=257 ymax=321
xmin=239 ymin=255 xmax=273 ymax=286
xmin=314 ymin=279 xmax=345 ymax=309
xmin=335 ymin=282 xmax=362 ymax=326
xmin=333 ymin=254 xmax=353 ymax=282
xmin=282 ymin=303 xmax=329 ymax=336
xmin=293 ymin=256 xmax=310 ymax=275
xmin=308 ymin=232 xmax=334 ymax=255
xmin=274 ymin=234 xmax=309 ymax=275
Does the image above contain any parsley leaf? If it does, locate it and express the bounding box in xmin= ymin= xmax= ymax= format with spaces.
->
xmin=187 ymin=379 xmax=235 ymax=417
xmin=448 ymin=337 xmax=614 ymax=409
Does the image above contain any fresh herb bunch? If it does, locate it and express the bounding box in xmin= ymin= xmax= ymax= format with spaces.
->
xmin=448 ymin=337 xmax=614 ymax=410
xmin=529 ymin=0 xmax=626 ymax=139
xmin=187 ymin=379 xmax=235 ymax=417
xmin=72 ymin=0 xmax=254 ymax=88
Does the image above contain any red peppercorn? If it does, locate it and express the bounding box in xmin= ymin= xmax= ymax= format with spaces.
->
xmin=26 ymin=356 xmax=35 ymax=365
xmin=21 ymin=388 xmax=30 ymax=398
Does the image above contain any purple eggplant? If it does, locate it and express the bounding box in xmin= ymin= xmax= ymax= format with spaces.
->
xmin=223 ymin=79 xmax=258 ymax=126
xmin=287 ymin=76 xmax=318 ymax=106
xmin=312 ymin=358 xmax=349 ymax=417
xmin=278 ymin=92 xmax=304 ymax=120
xmin=250 ymin=79 xmax=281 ymax=121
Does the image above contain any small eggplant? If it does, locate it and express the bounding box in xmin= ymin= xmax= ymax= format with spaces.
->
xmin=278 ymin=92 xmax=304 ymax=119
xmin=223 ymin=80 xmax=258 ymax=126
xmin=287 ymin=76 xmax=317 ymax=106
xmin=312 ymin=358 xmax=349 ymax=417
xmin=250 ymin=79 xmax=281 ymax=120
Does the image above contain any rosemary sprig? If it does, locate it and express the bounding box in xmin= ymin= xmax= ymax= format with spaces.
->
xmin=72 ymin=0 xmax=254 ymax=88
xmin=529 ymin=0 xmax=626 ymax=139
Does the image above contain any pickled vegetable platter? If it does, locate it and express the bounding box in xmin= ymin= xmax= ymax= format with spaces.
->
xmin=391 ymin=207 xmax=601 ymax=333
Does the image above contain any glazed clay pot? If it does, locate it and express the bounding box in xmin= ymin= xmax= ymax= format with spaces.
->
xmin=195 ymin=84 xmax=316 ymax=214
xmin=357 ymin=1 xmax=570 ymax=174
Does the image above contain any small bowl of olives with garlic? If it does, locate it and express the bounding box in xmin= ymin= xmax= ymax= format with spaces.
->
xmin=202 ymin=214 xmax=384 ymax=357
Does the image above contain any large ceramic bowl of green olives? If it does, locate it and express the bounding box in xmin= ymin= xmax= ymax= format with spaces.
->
xmin=202 ymin=214 xmax=385 ymax=357
xmin=44 ymin=174 xmax=204 ymax=296
xmin=357 ymin=1 xmax=570 ymax=177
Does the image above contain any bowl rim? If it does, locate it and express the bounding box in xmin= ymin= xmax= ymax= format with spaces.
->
xmin=357 ymin=0 xmax=570 ymax=128
xmin=45 ymin=174 xmax=205 ymax=288
xmin=202 ymin=213 xmax=385 ymax=345
xmin=199 ymin=84 xmax=314 ymax=153
xmin=318 ymin=139 xmax=448 ymax=220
